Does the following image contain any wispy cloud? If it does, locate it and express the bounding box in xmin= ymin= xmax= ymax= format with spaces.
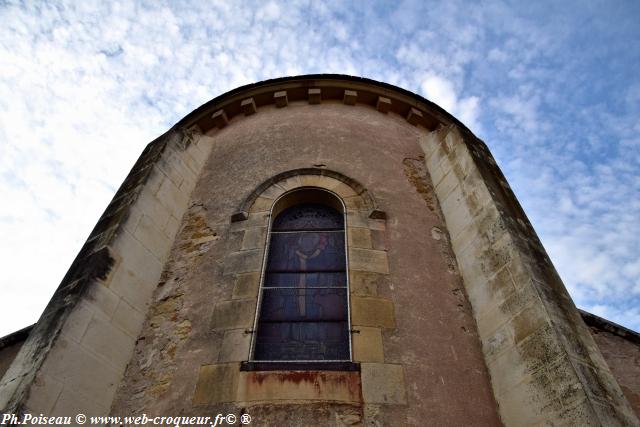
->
xmin=1 ymin=0 xmax=639 ymax=335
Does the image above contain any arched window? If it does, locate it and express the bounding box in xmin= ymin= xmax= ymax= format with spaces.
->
xmin=251 ymin=189 xmax=350 ymax=363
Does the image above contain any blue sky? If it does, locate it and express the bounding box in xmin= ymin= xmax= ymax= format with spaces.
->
xmin=1 ymin=0 xmax=639 ymax=336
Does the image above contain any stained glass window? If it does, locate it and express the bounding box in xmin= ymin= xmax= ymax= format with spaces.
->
xmin=253 ymin=203 xmax=350 ymax=361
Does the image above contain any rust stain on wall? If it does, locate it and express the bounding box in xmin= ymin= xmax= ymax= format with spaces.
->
xmin=241 ymin=371 xmax=363 ymax=403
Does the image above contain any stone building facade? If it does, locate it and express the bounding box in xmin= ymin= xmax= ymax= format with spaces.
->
xmin=0 ymin=75 xmax=639 ymax=426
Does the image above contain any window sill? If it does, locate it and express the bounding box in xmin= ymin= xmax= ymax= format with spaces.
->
xmin=240 ymin=361 xmax=360 ymax=372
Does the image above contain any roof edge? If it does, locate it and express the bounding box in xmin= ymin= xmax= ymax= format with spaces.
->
xmin=0 ymin=324 xmax=34 ymax=351
xmin=580 ymin=309 xmax=640 ymax=345
xmin=173 ymin=73 xmax=475 ymax=137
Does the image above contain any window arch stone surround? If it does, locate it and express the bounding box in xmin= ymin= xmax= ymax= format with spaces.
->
xmin=196 ymin=170 xmax=407 ymax=405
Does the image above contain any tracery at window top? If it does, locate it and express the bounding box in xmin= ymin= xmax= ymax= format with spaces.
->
xmin=253 ymin=201 xmax=350 ymax=361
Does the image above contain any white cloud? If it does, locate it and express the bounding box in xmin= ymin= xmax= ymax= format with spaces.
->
xmin=420 ymin=75 xmax=482 ymax=132
xmin=0 ymin=0 xmax=639 ymax=336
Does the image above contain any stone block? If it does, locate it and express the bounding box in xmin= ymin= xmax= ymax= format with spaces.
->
xmin=80 ymin=316 xmax=135 ymax=371
xmin=474 ymin=280 xmax=531 ymax=335
xmin=249 ymin=196 xmax=273 ymax=213
xmin=344 ymin=195 xmax=367 ymax=210
xmin=369 ymin=229 xmax=387 ymax=251
xmin=181 ymin=147 xmax=203 ymax=176
xmin=434 ymin=167 xmax=459 ymax=201
xmin=495 ymin=378 xmax=551 ymax=426
xmin=112 ymin=299 xmax=145 ymax=339
xmin=439 ymin=189 xmax=474 ymax=239
xmin=84 ymin=282 xmax=119 ymax=320
xmin=368 ymin=209 xmax=386 ymax=220
xmin=257 ymin=183 xmax=286 ymax=200
xmin=156 ymin=178 xmax=189 ymax=214
xmin=156 ymin=152 xmax=186 ymax=189
xmin=193 ymin=363 xmax=239 ymax=404
xmin=351 ymin=297 xmax=395 ymax=328
xmin=133 ymin=214 xmax=171 ymax=261
xmin=133 ymin=190 xmax=172 ymax=231
xmin=476 ymin=265 xmax=517 ymax=317
xmin=349 ymin=248 xmax=389 ymax=274
xmin=144 ymin=167 xmax=166 ymax=196
xmin=320 ymin=176 xmax=348 ymax=191
xmin=218 ymin=329 xmax=251 ymax=362
xmin=241 ymin=227 xmax=267 ymax=250
xmin=348 ymin=227 xmax=372 ymax=249
xmin=185 ymin=142 xmax=209 ymax=168
xmin=122 ymin=205 xmax=143 ymax=236
xmin=481 ymin=233 xmax=517 ymax=277
xmin=299 ymin=174 xmax=327 ymax=187
xmin=111 ymin=229 xmax=163 ymax=288
xmin=237 ymin=371 xmax=362 ymax=403
xmin=448 ymin=138 xmax=478 ymax=178
xmin=481 ymin=321 xmax=516 ymax=361
xmin=108 ymin=265 xmax=155 ymax=313
xmin=277 ymin=175 xmax=302 ymax=191
xmin=274 ymin=91 xmax=288 ymax=108
xmin=62 ymin=302 xmax=94 ymax=343
xmin=164 ymin=214 xmax=181 ymax=239
xmin=230 ymin=212 xmax=270 ymax=230
xmin=406 ymin=108 xmax=423 ymax=126
xmin=418 ymin=129 xmax=442 ymax=161
xmin=233 ymin=272 xmax=261 ymax=299
xmin=516 ymin=322 xmax=564 ymax=371
xmin=353 ymin=327 xmax=384 ymax=362
xmin=456 ymin=244 xmax=490 ymax=297
xmin=343 ymin=90 xmax=358 ymax=105
xmin=211 ymin=299 xmax=256 ymax=330
xmin=50 ymin=385 xmax=108 ymax=417
xmin=211 ymin=109 xmax=228 ymax=128
xmin=24 ymin=373 xmax=63 ymax=414
xmin=330 ymin=181 xmax=358 ymax=198
xmin=349 ymin=271 xmax=385 ymax=296
xmin=555 ymin=396 xmax=603 ymax=426
xmin=241 ymin=97 xmax=257 ymax=115
xmin=376 ymin=96 xmax=391 ymax=113
xmin=183 ymin=158 xmax=204 ymax=187
xmin=450 ymin=221 xmax=481 ymax=256
xmin=224 ymin=249 xmax=263 ymax=275
xmin=346 ymin=210 xmax=369 ymax=228
xmin=39 ymin=336 xmax=121 ymax=406
xmin=308 ymin=88 xmax=322 ymax=104
xmin=426 ymin=155 xmax=448 ymax=188
xmin=361 ymin=363 xmax=407 ymax=404
xmin=231 ymin=211 xmax=249 ymax=223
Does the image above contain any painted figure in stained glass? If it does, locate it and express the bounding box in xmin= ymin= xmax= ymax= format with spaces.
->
xmin=254 ymin=202 xmax=350 ymax=361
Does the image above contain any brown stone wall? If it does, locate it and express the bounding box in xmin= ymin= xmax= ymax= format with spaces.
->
xmin=0 ymin=344 xmax=22 ymax=380
xmin=110 ymin=102 xmax=501 ymax=426
xmin=0 ymin=330 xmax=29 ymax=380
xmin=585 ymin=317 xmax=640 ymax=418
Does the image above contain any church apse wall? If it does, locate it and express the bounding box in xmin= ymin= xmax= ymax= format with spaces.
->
xmin=109 ymin=99 xmax=501 ymax=426
xmin=2 ymin=75 xmax=637 ymax=426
